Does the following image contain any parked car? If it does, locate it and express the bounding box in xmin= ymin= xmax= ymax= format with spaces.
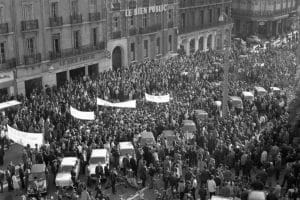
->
xmin=118 ymin=142 xmax=135 ymax=168
xmin=27 ymin=164 xmax=48 ymax=196
xmin=55 ymin=157 xmax=80 ymax=187
xmin=87 ymin=149 xmax=110 ymax=183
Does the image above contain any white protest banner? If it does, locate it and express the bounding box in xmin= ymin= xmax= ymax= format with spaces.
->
xmin=7 ymin=125 xmax=44 ymax=148
xmin=145 ymin=93 xmax=170 ymax=103
xmin=0 ymin=100 xmax=21 ymax=110
xmin=97 ymin=98 xmax=112 ymax=107
xmin=97 ymin=98 xmax=136 ymax=108
xmin=70 ymin=106 xmax=95 ymax=120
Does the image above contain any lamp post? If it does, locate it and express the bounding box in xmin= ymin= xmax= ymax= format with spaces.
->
xmin=219 ymin=12 xmax=231 ymax=118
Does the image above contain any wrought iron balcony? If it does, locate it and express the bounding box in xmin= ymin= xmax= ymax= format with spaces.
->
xmin=111 ymin=31 xmax=122 ymax=39
xmin=21 ymin=19 xmax=39 ymax=31
xmin=232 ymin=8 xmax=294 ymax=18
xmin=0 ymin=23 xmax=8 ymax=34
xmin=179 ymin=19 xmax=233 ymax=34
xmin=89 ymin=12 xmax=102 ymax=22
xmin=129 ymin=27 xmax=137 ymax=36
xmin=111 ymin=2 xmax=121 ymax=11
xmin=142 ymin=0 xmax=149 ymax=7
xmin=168 ymin=0 xmax=174 ymax=4
xmin=168 ymin=21 xmax=174 ymax=28
xmin=70 ymin=14 xmax=83 ymax=24
xmin=49 ymin=16 xmax=63 ymax=27
xmin=155 ymin=0 xmax=162 ymax=5
xmin=0 ymin=58 xmax=17 ymax=71
xmin=139 ymin=24 xmax=162 ymax=34
xmin=24 ymin=53 xmax=41 ymax=65
xmin=49 ymin=42 xmax=105 ymax=60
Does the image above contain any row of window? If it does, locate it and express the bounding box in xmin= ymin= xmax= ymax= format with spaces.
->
xmin=181 ymin=6 xmax=230 ymax=29
xmin=130 ymin=35 xmax=173 ymax=61
xmin=112 ymin=8 xmax=174 ymax=31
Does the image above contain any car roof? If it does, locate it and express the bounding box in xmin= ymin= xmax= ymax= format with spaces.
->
xmin=119 ymin=141 xmax=134 ymax=149
xmin=140 ymin=131 xmax=154 ymax=138
xmin=91 ymin=149 xmax=107 ymax=158
xmin=31 ymin=164 xmax=46 ymax=173
xmin=182 ymin=120 xmax=195 ymax=126
xmin=61 ymin=157 xmax=77 ymax=166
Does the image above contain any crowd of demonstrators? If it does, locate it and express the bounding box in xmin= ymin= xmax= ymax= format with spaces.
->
xmin=0 ymin=36 xmax=299 ymax=200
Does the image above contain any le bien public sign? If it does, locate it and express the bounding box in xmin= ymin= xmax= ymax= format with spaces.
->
xmin=125 ymin=4 xmax=169 ymax=17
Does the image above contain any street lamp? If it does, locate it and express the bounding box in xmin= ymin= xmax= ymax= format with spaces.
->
xmin=218 ymin=12 xmax=231 ymax=118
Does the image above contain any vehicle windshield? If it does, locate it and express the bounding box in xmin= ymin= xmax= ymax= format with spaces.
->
xmin=59 ymin=165 xmax=73 ymax=173
xmin=120 ymin=148 xmax=134 ymax=156
xmin=29 ymin=172 xmax=45 ymax=181
xmin=90 ymin=157 xmax=106 ymax=164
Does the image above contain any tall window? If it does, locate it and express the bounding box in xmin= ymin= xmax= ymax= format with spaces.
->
xmin=113 ymin=16 xmax=119 ymax=31
xmin=144 ymin=40 xmax=148 ymax=58
xmin=156 ymin=13 xmax=160 ymax=25
xmin=209 ymin=9 xmax=213 ymax=23
xmin=181 ymin=13 xmax=185 ymax=29
xmin=0 ymin=6 xmax=4 ymax=23
xmin=168 ymin=35 xmax=172 ymax=51
xmin=51 ymin=2 xmax=58 ymax=17
xmin=200 ymin=10 xmax=204 ymax=25
xmin=217 ymin=8 xmax=221 ymax=20
xmin=92 ymin=28 xmax=97 ymax=46
xmin=156 ymin=37 xmax=161 ymax=55
xmin=142 ymin=14 xmax=148 ymax=28
xmin=129 ymin=15 xmax=134 ymax=27
xmin=71 ymin=0 xmax=79 ymax=15
xmin=26 ymin=37 xmax=35 ymax=55
xmin=168 ymin=9 xmax=173 ymax=22
xmin=0 ymin=42 xmax=5 ymax=63
xmin=130 ymin=42 xmax=135 ymax=61
xmin=89 ymin=0 xmax=97 ymax=13
xmin=73 ymin=30 xmax=80 ymax=49
xmin=52 ymin=34 xmax=60 ymax=53
xmin=225 ymin=6 xmax=229 ymax=17
xmin=22 ymin=4 xmax=33 ymax=20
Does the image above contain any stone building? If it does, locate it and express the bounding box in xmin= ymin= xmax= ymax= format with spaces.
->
xmin=232 ymin=0 xmax=298 ymax=38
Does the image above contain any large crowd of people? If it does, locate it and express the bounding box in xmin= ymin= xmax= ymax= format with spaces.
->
xmin=0 ymin=35 xmax=299 ymax=200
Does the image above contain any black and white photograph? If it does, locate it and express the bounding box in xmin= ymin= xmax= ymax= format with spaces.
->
xmin=0 ymin=0 xmax=299 ymax=200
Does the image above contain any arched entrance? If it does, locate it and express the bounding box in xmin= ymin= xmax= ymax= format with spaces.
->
xmin=189 ymin=39 xmax=195 ymax=55
xmin=207 ymin=35 xmax=213 ymax=50
xmin=199 ymin=37 xmax=204 ymax=51
xmin=112 ymin=46 xmax=122 ymax=71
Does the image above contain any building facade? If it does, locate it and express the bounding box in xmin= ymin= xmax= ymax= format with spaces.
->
xmin=106 ymin=0 xmax=178 ymax=70
xmin=232 ymin=0 xmax=297 ymax=39
xmin=0 ymin=0 xmax=110 ymax=97
xmin=177 ymin=0 xmax=233 ymax=55
xmin=0 ymin=0 xmax=18 ymax=97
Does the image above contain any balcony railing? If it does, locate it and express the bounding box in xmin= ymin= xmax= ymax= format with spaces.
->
xmin=70 ymin=14 xmax=83 ymax=24
xmin=179 ymin=19 xmax=233 ymax=34
xmin=0 ymin=58 xmax=17 ymax=71
xmin=155 ymin=0 xmax=162 ymax=5
xmin=0 ymin=23 xmax=8 ymax=34
xmin=49 ymin=16 xmax=63 ymax=27
xmin=232 ymin=8 xmax=294 ymax=18
xmin=24 ymin=53 xmax=41 ymax=65
xmin=129 ymin=27 xmax=138 ymax=36
xmin=21 ymin=19 xmax=39 ymax=31
xmin=111 ymin=2 xmax=121 ymax=11
xmin=89 ymin=12 xmax=103 ymax=22
xmin=111 ymin=31 xmax=122 ymax=39
xmin=168 ymin=21 xmax=174 ymax=28
xmin=168 ymin=0 xmax=174 ymax=4
xmin=49 ymin=42 xmax=105 ymax=60
xmin=180 ymin=0 xmax=229 ymax=8
xmin=139 ymin=24 xmax=162 ymax=34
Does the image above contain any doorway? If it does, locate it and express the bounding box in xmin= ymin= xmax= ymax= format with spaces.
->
xmin=25 ymin=77 xmax=42 ymax=97
xmin=88 ymin=64 xmax=99 ymax=79
xmin=56 ymin=71 xmax=67 ymax=88
xmin=112 ymin=46 xmax=122 ymax=71
xmin=70 ymin=67 xmax=85 ymax=80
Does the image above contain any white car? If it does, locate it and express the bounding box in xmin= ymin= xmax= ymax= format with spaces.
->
xmin=87 ymin=149 xmax=110 ymax=181
xmin=118 ymin=142 xmax=135 ymax=168
xmin=55 ymin=157 xmax=80 ymax=187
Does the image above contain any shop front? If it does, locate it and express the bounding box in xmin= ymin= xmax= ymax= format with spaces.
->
xmin=0 ymin=71 xmax=15 ymax=97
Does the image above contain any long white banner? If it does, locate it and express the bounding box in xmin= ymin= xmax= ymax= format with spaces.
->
xmin=70 ymin=106 xmax=95 ymax=120
xmin=145 ymin=93 xmax=170 ymax=103
xmin=7 ymin=125 xmax=44 ymax=148
xmin=97 ymin=98 xmax=136 ymax=108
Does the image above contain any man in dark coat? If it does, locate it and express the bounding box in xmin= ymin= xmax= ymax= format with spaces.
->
xmin=130 ymin=157 xmax=137 ymax=177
